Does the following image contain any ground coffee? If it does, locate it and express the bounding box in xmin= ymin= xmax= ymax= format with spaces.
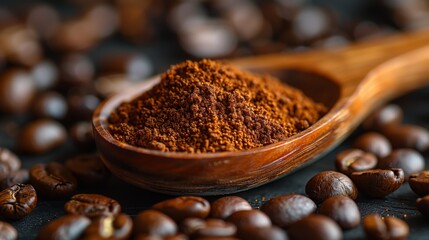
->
xmin=108 ymin=59 xmax=327 ymax=153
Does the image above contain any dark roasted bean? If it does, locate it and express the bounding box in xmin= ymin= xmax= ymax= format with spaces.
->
xmin=226 ymin=209 xmax=271 ymax=232
xmin=69 ymin=121 xmax=95 ymax=150
xmin=363 ymin=104 xmax=403 ymax=131
xmin=181 ymin=218 xmax=236 ymax=237
xmin=287 ymin=214 xmax=342 ymax=240
xmin=134 ymin=210 xmax=177 ymax=237
xmin=237 ymin=226 xmax=288 ymax=240
xmin=378 ymin=149 xmax=425 ymax=180
xmin=353 ymin=132 xmax=392 ymax=158
xmin=0 ymin=169 xmax=29 ymax=191
xmin=416 ymin=195 xmax=429 ymax=217
xmin=335 ymin=149 xmax=377 ymax=175
xmin=0 ymin=221 xmax=18 ymax=240
xmin=210 ymin=196 xmax=252 ymax=219
xmin=152 ymin=196 xmax=210 ymax=222
xmin=65 ymin=155 xmax=109 ymax=187
xmin=83 ymin=213 xmax=132 ymax=240
xmin=363 ymin=214 xmax=409 ymax=240
xmin=409 ymin=171 xmax=429 ymax=196
xmin=319 ymin=195 xmax=360 ymax=229
xmin=305 ymin=171 xmax=358 ymax=203
xmin=0 ymin=184 xmax=37 ymax=220
xmin=31 ymin=91 xmax=67 ymax=120
xmin=351 ymin=169 xmax=404 ymax=198
xmin=37 ymin=214 xmax=91 ymax=240
xmin=65 ymin=193 xmax=121 ymax=218
xmin=382 ymin=124 xmax=429 ymax=152
xmin=0 ymin=69 xmax=36 ymax=114
xmin=0 ymin=148 xmax=20 ymax=181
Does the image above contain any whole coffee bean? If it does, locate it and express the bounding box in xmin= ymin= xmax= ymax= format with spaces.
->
xmin=287 ymin=214 xmax=342 ymax=240
xmin=0 ymin=221 xmax=18 ymax=240
xmin=152 ymin=196 xmax=210 ymax=222
xmin=69 ymin=121 xmax=95 ymax=150
xmin=59 ymin=54 xmax=95 ymax=88
xmin=0 ymin=69 xmax=36 ymax=114
xmin=135 ymin=234 xmax=189 ymax=240
xmin=0 ymin=148 xmax=21 ymax=181
xmin=83 ymin=213 xmax=132 ymax=240
xmin=30 ymin=162 xmax=77 ymax=198
xmin=351 ymin=168 xmax=404 ymax=198
xmin=409 ymin=171 xmax=429 ymax=196
xmin=210 ymin=196 xmax=252 ymax=219
xmin=382 ymin=124 xmax=429 ymax=152
xmin=94 ymin=74 xmax=137 ymax=99
xmin=363 ymin=214 xmax=409 ymax=240
xmin=363 ymin=104 xmax=403 ymax=131
xmin=226 ymin=210 xmax=271 ymax=232
xmin=31 ymin=91 xmax=68 ymax=120
xmin=353 ymin=132 xmax=392 ymax=159
xmin=65 ymin=193 xmax=121 ymax=218
xmin=17 ymin=119 xmax=67 ymax=154
xmin=67 ymin=92 xmax=100 ymax=122
xmin=378 ymin=149 xmax=425 ymax=180
xmin=319 ymin=195 xmax=360 ymax=229
xmin=26 ymin=4 xmax=60 ymax=41
xmin=237 ymin=226 xmax=288 ymax=240
xmin=335 ymin=149 xmax=377 ymax=175
xmin=305 ymin=171 xmax=358 ymax=203
xmin=416 ymin=195 xmax=429 ymax=217
xmin=261 ymin=194 xmax=316 ymax=228
xmin=31 ymin=60 xmax=58 ymax=90
xmin=0 ymin=169 xmax=29 ymax=191
xmin=99 ymin=53 xmax=153 ymax=81
xmin=37 ymin=214 xmax=91 ymax=240
xmin=134 ymin=210 xmax=177 ymax=237
xmin=0 ymin=184 xmax=37 ymax=220
xmin=181 ymin=218 xmax=236 ymax=237
xmin=65 ymin=154 xmax=109 ymax=186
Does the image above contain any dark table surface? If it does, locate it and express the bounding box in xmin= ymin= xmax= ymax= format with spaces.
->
xmin=2 ymin=81 xmax=429 ymax=239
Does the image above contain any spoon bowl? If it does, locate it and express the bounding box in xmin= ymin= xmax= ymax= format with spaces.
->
xmin=93 ymin=29 xmax=429 ymax=195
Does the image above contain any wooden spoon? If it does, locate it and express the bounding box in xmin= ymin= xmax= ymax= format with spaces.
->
xmin=93 ymin=29 xmax=429 ymax=195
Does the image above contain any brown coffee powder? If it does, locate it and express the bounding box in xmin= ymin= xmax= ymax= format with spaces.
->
xmin=108 ymin=59 xmax=327 ymax=153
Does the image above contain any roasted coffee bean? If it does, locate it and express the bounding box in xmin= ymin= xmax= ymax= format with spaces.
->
xmin=0 ymin=184 xmax=37 ymax=220
xmin=0 ymin=69 xmax=36 ymax=114
xmin=363 ymin=214 xmax=409 ymax=240
xmin=99 ymin=53 xmax=153 ymax=81
xmin=210 ymin=196 xmax=252 ymax=219
xmin=181 ymin=218 xmax=236 ymax=237
xmin=30 ymin=162 xmax=77 ymax=198
xmin=17 ymin=119 xmax=67 ymax=154
xmin=305 ymin=171 xmax=358 ymax=203
xmin=287 ymin=214 xmax=342 ymax=240
xmin=134 ymin=210 xmax=178 ymax=237
xmin=335 ymin=149 xmax=377 ymax=175
xmin=353 ymin=132 xmax=392 ymax=159
xmin=363 ymin=104 xmax=403 ymax=131
xmin=84 ymin=4 xmax=119 ymax=40
xmin=318 ymin=195 xmax=360 ymax=229
xmin=135 ymin=234 xmax=189 ymax=240
xmin=31 ymin=60 xmax=58 ymax=90
xmin=237 ymin=226 xmax=288 ymax=240
xmin=69 ymin=121 xmax=95 ymax=150
xmin=409 ymin=171 xmax=429 ymax=196
xmin=152 ymin=196 xmax=210 ymax=222
xmin=32 ymin=91 xmax=67 ymax=119
xmin=65 ymin=193 xmax=121 ymax=218
xmin=0 ymin=169 xmax=29 ymax=191
xmin=0 ymin=148 xmax=20 ymax=181
xmin=226 ymin=209 xmax=271 ymax=232
xmin=416 ymin=195 xmax=429 ymax=217
xmin=0 ymin=221 xmax=18 ymax=240
xmin=26 ymin=4 xmax=61 ymax=40
xmin=261 ymin=193 xmax=316 ymax=228
xmin=67 ymin=92 xmax=100 ymax=122
xmin=37 ymin=214 xmax=91 ymax=240
xmin=94 ymin=74 xmax=137 ymax=99
xmin=351 ymin=168 xmax=404 ymax=198
xmin=59 ymin=54 xmax=95 ymax=88
xmin=83 ymin=213 xmax=132 ymax=240
xmin=65 ymin=154 xmax=109 ymax=186
xmin=378 ymin=149 xmax=425 ymax=180
xmin=382 ymin=124 xmax=429 ymax=152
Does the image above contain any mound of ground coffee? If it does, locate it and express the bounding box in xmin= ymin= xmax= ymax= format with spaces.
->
xmin=108 ymin=59 xmax=327 ymax=153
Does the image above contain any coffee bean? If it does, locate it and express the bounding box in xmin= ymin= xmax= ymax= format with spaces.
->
xmin=292 ymin=7 xmax=332 ymax=42
xmin=261 ymin=194 xmax=316 ymax=228
xmin=409 ymin=171 xmax=429 ymax=196
xmin=0 ymin=69 xmax=36 ymax=114
xmin=363 ymin=104 xmax=403 ymax=131
xmin=64 ymin=193 xmax=121 ymax=218
xmin=48 ymin=19 xmax=99 ymax=52
xmin=319 ymin=195 xmax=360 ymax=229
xmin=378 ymin=149 xmax=425 ymax=180
xmin=59 ymin=54 xmax=95 ymax=88
xmin=99 ymin=53 xmax=153 ymax=81
xmin=83 ymin=213 xmax=132 ymax=240
xmin=37 ymin=214 xmax=91 ymax=240
xmin=135 ymin=234 xmax=189 ymax=240
xmin=0 ymin=169 xmax=29 ymax=191
xmin=382 ymin=124 xmax=429 ymax=152
xmin=237 ymin=226 xmax=288 ymax=240
xmin=351 ymin=168 xmax=404 ymax=198
xmin=26 ymin=4 xmax=61 ymax=41
xmin=305 ymin=171 xmax=358 ymax=203
xmin=84 ymin=4 xmax=119 ymax=39
xmin=210 ymin=196 xmax=252 ymax=219
xmin=67 ymin=91 xmax=100 ymax=122
xmin=65 ymin=154 xmax=109 ymax=187
xmin=0 ymin=148 xmax=20 ymax=181
xmin=69 ymin=121 xmax=95 ymax=150
xmin=226 ymin=209 xmax=271 ymax=232
xmin=0 ymin=184 xmax=37 ymax=220
xmin=287 ymin=214 xmax=342 ymax=240
xmin=94 ymin=74 xmax=137 ymax=99
xmin=134 ymin=210 xmax=178 ymax=237
xmin=152 ymin=196 xmax=210 ymax=222
xmin=363 ymin=214 xmax=409 ymax=240
xmin=416 ymin=195 xmax=429 ymax=217
xmin=335 ymin=149 xmax=377 ymax=175
xmin=17 ymin=119 xmax=67 ymax=154
xmin=181 ymin=218 xmax=236 ymax=237
xmin=31 ymin=60 xmax=58 ymax=90
xmin=31 ymin=91 xmax=68 ymax=120
xmin=353 ymin=132 xmax=392 ymax=159
xmin=30 ymin=162 xmax=77 ymax=198
xmin=0 ymin=221 xmax=17 ymax=240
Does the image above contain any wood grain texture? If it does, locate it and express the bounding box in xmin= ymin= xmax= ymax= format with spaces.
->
xmin=93 ymin=29 xmax=429 ymax=195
